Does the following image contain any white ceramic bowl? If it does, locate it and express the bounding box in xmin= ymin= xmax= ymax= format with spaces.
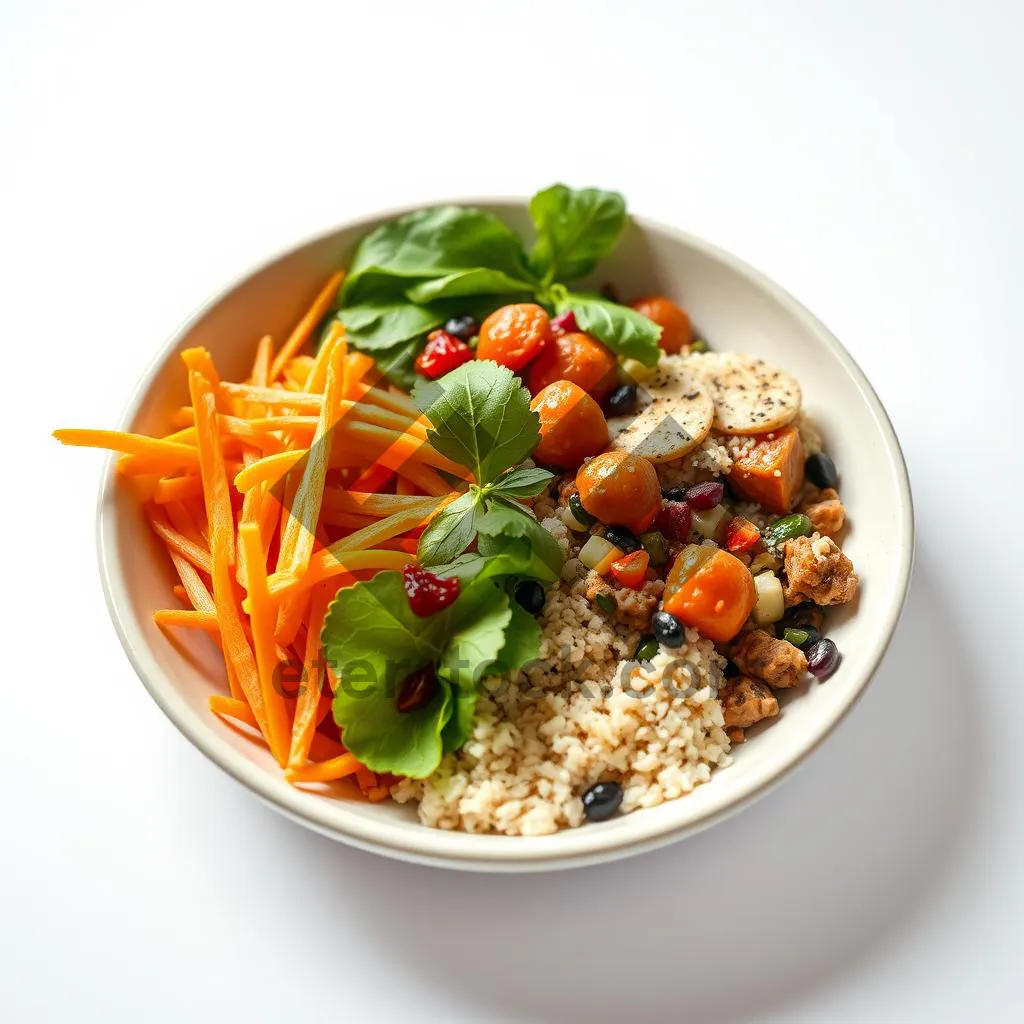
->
xmin=98 ymin=199 xmax=913 ymax=871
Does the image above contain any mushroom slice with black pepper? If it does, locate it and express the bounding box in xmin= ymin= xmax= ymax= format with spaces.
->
xmin=687 ymin=352 xmax=802 ymax=434
xmin=607 ymin=361 xmax=713 ymax=463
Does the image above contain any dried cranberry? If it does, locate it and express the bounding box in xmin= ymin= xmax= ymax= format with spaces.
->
xmin=684 ymin=481 xmax=725 ymax=510
xmin=402 ymin=565 xmax=460 ymax=617
xmin=655 ymin=500 xmax=692 ymax=541
xmin=396 ymin=664 xmax=439 ymax=713
xmin=550 ymin=310 xmax=578 ymax=335
xmin=414 ymin=330 xmax=473 ymax=379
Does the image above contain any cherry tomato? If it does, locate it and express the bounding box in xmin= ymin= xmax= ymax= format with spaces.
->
xmin=662 ymin=548 xmax=755 ymax=643
xmin=527 ymin=331 xmax=618 ymax=402
xmin=477 ymin=303 xmax=550 ymax=371
xmin=531 ymin=380 xmax=609 ymax=469
xmin=610 ymin=549 xmax=649 ymax=589
xmin=629 ymin=296 xmax=693 ymax=354
xmin=576 ymin=451 xmax=662 ymax=533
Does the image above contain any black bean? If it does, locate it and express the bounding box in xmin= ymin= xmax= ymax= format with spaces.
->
xmin=569 ymin=491 xmax=596 ymax=526
xmin=443 ymin=315 xmax=479 ymax=342
xmin=582 ymin=781 xmax=623 ymax=821
xmin=652 ymin=611 xmax=684 ymax=648
xmin=604 ymin=526 xmax=640 ymax=552
xmin=662 ymin=486 xmax=688 ymax=503
xmin=806 ymin=638 xmax=840 ymax=679
xmin=806 ymin=452 xmax=839 ymax=490
xmin=605 ymin=384 xmax=638 ymax=416
xmin=514 ymin=580 xmax=545 ymax=616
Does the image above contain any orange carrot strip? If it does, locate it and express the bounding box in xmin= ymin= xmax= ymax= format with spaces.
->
xmin=237 ymin=522 xmax=291 ymax=765
xmin=53 ymin=429 xmax=201 ymax=470
xmin=268 ymin=271 xmax=344 ymax=382
xmin=147 ymin=506 xmax=213 ymax=574
xmin=153 ymin=474 xmax=204 ymax=504
xmin=209 ymin=694 xmax=259 ymax=730
xmin=164 ymin=500 xmax=205 ymax=546
xmin=172 ymin=584 xmax=188 ymax=603
xmin=276 ymin=340 xmax=345 ymax=579
xmin=355 ymin=765 xmax=377 ymax=792
xmin=153 ymin=609 xmax=219 ymax=632
xmin=190 ymin=373 xmax=269 ymax=733
xmin=285 ymin=753 xmax=360 ymax=784
xmin=287 ymin=584 xmax=332 ymax=769
xmin=307 ymin=321 xmax=345 ymax=394
xmin=234 ymin=450 xmax=304 ymax=492
xmin=318 ymin=510 xmax=378 ymax=529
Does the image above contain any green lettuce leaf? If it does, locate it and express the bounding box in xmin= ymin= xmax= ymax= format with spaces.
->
xmin=560 ymin=292 xmax=661 ymax=366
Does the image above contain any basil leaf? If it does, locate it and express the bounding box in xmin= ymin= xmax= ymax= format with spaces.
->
xmin=334 ymin=302 xmax=444 ymax=351
xmin=323 ymin=572 xmax=456 ymax=777
xmin=371 ymin=336 xmax=421 ymax=392
xmin=477 ymin=500 xmax=564 ymax=576
xmin=412 ymin=361 xmax=539 ymax=485
xmin=561 ymin=292 xmax=661 ymax=366
xmin=528 ymin=185 xmax=627 ymax=283
xmin=333 ymin=670 xmax=453 ymax=778
xmin=490 ymin=465 xmax=554 ymax=499
xmin=490 ymin=600 xmax=543 ymax=675
xmin=416 ymin=491 xmax=483 ymax=567
xmin=432 ymin=534 xmax=557 ymax=587
xmin=441 ymin=690 xmax=478 ymax=754
xmin=436 ymin=580 xmax=511 ymax=691
xmin=343 ymin=206 xmax=533 ymax=303
xmin=405 ymin=268 xmax=535 ymax=305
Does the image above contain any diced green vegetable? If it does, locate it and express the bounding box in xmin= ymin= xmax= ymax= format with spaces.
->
xmin=763 ymin=513 xmax=813 ymax=551
xmin=690 ymin=338 xmax=710 ymax=353
xmin=595 ymin=592 xmax=616 ymax=614
xmin=690 ymin=504 xmax=730 ymax=544
xmin=620 ymin=356 xmax=657 ymax=383
xmin=579 ymin=534 xmax=624 ymax=574
xmin=569 ymin=491 xmax=596 ymax=526
xmin=638 ymin=530 xmax=669 ymax=566
xmin=783 ymin=627 xmax=811 ymax=648
xmin=634 ymin=636 xmax=660 ymax=663
xmin=752 ymin=572 xmax=785 ymax=625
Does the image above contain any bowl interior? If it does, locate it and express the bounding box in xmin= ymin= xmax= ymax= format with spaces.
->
xmin=100 ymin=201 xmax=912 ymax=870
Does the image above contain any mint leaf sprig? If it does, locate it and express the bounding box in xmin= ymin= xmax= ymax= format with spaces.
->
xmin=411 ymin=361 xmax=562 ymax=577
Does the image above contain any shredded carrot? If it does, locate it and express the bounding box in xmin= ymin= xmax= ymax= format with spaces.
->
xmin=209 ymin=694 xmax=259 ymax=730
xmin=190 ymin=373 xmax=269 ymax=734
xmin=285 ymin=753 xmax=360 ymax=784
xmin=276 ymin=340 xmax=346 ymax=592
xmin=237 ymin=522 xmax=291 ymax=766
xmin=153 ymin=474 xmax=204 ymax=504
xmin=307 ymin=321 xmax=344 ymax=394
xmin=268 ymin=271 xmax=345 ymax=382
xmin=154 ymin=609 xmax=219 ymax=632
xmin=53 ymin=429 xmax=201 ymax=471
xmin=147 ymin=506 xmax=212 ymax=574
xmin=287 ymin=584 xmax=331 ymax=768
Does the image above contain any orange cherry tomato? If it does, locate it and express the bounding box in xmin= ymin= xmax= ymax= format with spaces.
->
xmin=531 ymin=380 xmax=609 ymax=469
xmin=575 ymin=450 xmax=662 ymax=533
xmin=477 ymin=303 xmax=550 ymax=371
xmin=527 ymin=331 xmax=618 ymax=401
xmin=662 ymin=548 xmax=756 ymax=643
xmin=629 ymin=296 xmax=694 ymax=354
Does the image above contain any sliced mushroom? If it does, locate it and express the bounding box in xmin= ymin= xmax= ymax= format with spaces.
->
xmin=687 ymin=352 xmax=801 ymax=435
xmin=607 ymin=361 xmax=713 ymax=463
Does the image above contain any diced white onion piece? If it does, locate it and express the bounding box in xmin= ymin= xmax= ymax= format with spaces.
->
xmin=560 ymin=506 xmax=591 ymax=532
xmin=579 ymin=535 xmax=624 ymax=574
xmin=753 ymin=572 xmax=785 ymax=625
xmin=690 ymin=504 xmax=730 ymax=544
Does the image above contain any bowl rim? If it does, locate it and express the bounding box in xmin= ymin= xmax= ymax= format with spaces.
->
xmin=96 ymin=196 xmax=915 ymax=871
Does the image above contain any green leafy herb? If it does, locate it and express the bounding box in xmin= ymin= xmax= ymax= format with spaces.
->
xmin=528 ymin=184 xmax=627 ymax=284
xmin=558 ymin=292 xmax=661 ymax=366
xmin=323 ymin=570 xmax=536 ymax=777
xmin=416 ymin=491 xmax=486 ymax=568
xmin=332 ymin=185 xmax=662 ymax=372
xmin=489 ymin=466 xmax=554 ymax=499
xmin=412 ymin=361 xmax=539 ymax=487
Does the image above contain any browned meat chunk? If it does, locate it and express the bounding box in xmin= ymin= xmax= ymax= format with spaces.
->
xmin=783 ymin=534 xmax=859 ymax=606
xmin=799 ymin=486 xmax=845 ymax=538
xmin=726 ymin=727 xmax=746 ymax=744
xmin=581 ymin=571 xmax=660 ymax=627
xmin=719 ymin=676 xmax=780 ymax=728
xmin=730 ymin=629 xmax=808 ymax=689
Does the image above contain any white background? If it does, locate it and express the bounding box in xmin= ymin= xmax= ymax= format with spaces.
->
xmin=3 ymin=1 xmax=1023 ymax=1020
